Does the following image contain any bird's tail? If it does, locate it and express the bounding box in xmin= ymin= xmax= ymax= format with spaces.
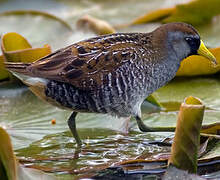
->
xmin=4 ymin=62 xmax=31 ymax=75
xmin=5 ymin=62 xmax=48 ymax=87
xmin=5 ymin=62 xmax=49 ymax=102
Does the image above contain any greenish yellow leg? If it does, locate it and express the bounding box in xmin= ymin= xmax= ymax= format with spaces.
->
xmin=68 ymin=112 xmax=82 ymax=146
xmin=135 ymin=116 xmax=154 ymax=132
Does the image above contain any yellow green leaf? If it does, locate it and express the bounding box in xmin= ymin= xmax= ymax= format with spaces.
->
xmin=176 ymin=47 xmax=220 ymax=76
xmin=126 ymin=0 xmax=220 ymax=27
xmin=168 ymin=96 xmax=205 ymax=173
xmin=146 ymin=94 xmax=163 ymax=108
xmin=0 ymin=55 xmax=10 ymax=81
xmin=0 ymin=126 xmax=57 ymax=180
xmin=130 ymin=7 xmax=175 ymax=26
xmin=201 ymin=122 xmax=220 ymax=134
xmin=1 ymin=32 xmax=51 ymax=63
xmin=0 ymin=126 xmax=17 ymax=180
xmin=163 ymin=0 xmax=220 ymax=26
xmin=0 ymin=32 xmax=51 ymax=81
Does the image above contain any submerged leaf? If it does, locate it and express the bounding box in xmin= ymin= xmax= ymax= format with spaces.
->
xmin=168 ymin=96 xmax=205 ymax=173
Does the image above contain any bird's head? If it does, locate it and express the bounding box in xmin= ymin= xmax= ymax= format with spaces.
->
xmin=152 ymin=22 xmax=217 ymax=65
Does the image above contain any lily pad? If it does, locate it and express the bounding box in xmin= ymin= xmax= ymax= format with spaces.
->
xmin=176 ymin=47 xmax=220 ymax=76
xmin=163 ymin=0 xmax=220 ymax=26
xmin=0 ymin=10 xmax=72 ymax=49
xmin=0 ymin=126 xmax=17 ymax=180
xmin=0 ymin=32 xmax=52 ymax=81
xmin=0 ymin=55 xmax=10 ymax=81
xmin=126 ymin=0 xmax=220 ymax=27
xmin=0 ymin=126 xmax=56 ymax=180
xmin=0 ymin=84 xmax=70 ymax=149
xmin=144 ymin=76 xmax=220 ymax=129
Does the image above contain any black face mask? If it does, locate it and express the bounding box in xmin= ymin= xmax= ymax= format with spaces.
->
xmin=185 ymin=37 xmax=201 ymax=56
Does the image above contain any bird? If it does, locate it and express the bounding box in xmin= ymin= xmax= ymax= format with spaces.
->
xmin=5 ymin=22 xmax=217 ymax=146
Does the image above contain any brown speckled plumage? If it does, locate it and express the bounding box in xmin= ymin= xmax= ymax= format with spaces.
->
xmin=6 ymin=22 xmax=210 ymax=146
xmin=23 ymin=33 xmax=154 ymax=90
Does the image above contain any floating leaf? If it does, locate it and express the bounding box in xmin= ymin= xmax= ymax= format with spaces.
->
xmin=0 ymin=32 xmax=51 ymax=81
xmin=201 ymin=123 xmax=220 ymax=135
xmin=146 ymin=94 xmax=163 ymax=108
xmin=0 ymin=10 xmax=72 ymax=31
xmin=0 ymin=10 xmax=72 ymax=49
xmin=0 ymin=126 xmax=56 ymax=180
xmin=130 ymin=7 xmax=175 ymax=26
xmin=149 ymin=76 xmax=220 ymax=129
xmin=0 ymin=126 xmax=17 ymax=180
xmin=168 ymin=96 xmax=205 ymax=173
xmin=0 ymin=55 xmax=10 ymax=81
xmin=0 ymin=83 xmax=70 ymax=149
xmin=163 ymin=0 xmax=220 ymax=26
xmin=199 ymin=135 xmax=220 ymax=161
xmin=77 ymin=15 xmax=115 ymax=35
xmin=1 ymin=32 xmax=51 ymax=63
xmin=176 ymin=47 xmax=220 ymax=76
xmin=126 ymin=0 xmax=220 ymax=28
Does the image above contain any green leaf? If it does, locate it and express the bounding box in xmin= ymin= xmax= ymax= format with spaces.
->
xmin=145 ymin=76 xmax=220 ymax=129
xmin=0 ymin=32 xmax=51 ymax=81
xmin=168 ymin=96 xmax=205 ymax=173
xmin=0 ymin=10 xmax=72 ymax=49
xmin=1 ymin=32 xmax=52 ymax=63
xmin=0 ymin=126 xmax=56 ymax=180
xmin=146 ymin=94 xmax=163 ymax=108
xmin=0 ymin=126 xmax=17 ymax=180
xmin=163 ymin=0 xmax=220 ymax=26
xmin=130 ymin=7 xmax=175 ymax=25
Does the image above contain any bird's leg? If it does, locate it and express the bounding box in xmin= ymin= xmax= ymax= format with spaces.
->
xmin=135 ymin=115 xmax=154 ymax=132
xmin=118 ymin=116 xmax=131 ymax=134
xmin=68 ymin=112 xmax=82 ymax=146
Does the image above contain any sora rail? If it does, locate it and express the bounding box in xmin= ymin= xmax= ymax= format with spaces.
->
xmin=6 ymin=22 xmax=217 ymax=146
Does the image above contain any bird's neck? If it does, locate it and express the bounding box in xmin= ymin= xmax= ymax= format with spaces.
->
xmin=143 ymin=55 xmax=180 ymax=96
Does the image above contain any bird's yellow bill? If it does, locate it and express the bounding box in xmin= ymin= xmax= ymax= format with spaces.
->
xmin=198 ymin=40 xmax=217 ymax=66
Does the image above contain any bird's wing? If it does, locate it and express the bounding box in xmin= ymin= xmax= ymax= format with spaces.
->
xmin=27 ymin=33 xmax=145 ymax=90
